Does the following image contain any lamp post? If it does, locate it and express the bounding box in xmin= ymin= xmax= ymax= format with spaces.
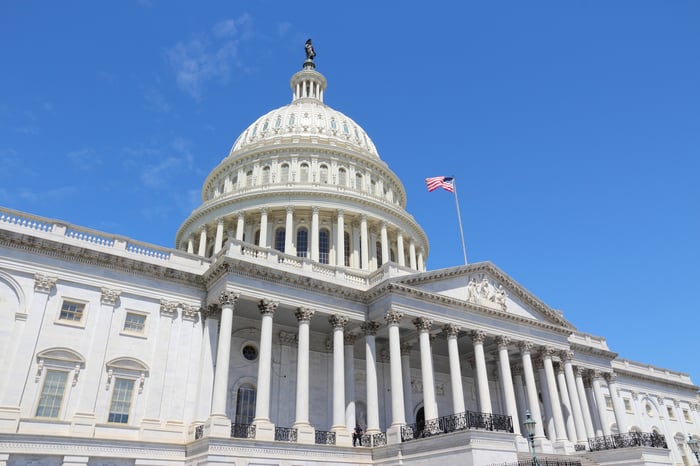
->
xmin=523 ymin=410 xmax=539 ymax=466
xmin=688 ymin=434 xmax=699 ymax=463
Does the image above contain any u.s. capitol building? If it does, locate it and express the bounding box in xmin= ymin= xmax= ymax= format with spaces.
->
xmin=0 ymin=45 xmax=698 ymax=466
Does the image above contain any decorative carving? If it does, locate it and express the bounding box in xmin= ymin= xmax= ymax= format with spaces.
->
xmin=361 ymin=321 xmax=380 ymax=336
xmin=344 ymin=333 xmax=358 ymax=345
xmin=435 ymin=383 xmax=445 ymax=396
xmin=328 ymin=314 xmax=348 ymax=330
xmin=181 ymin=305 xmax=199 ymax=321
xmin=203 ymin=304 xmax=221 ymax=320
xmin=412 ymin=317 xmax=432 ymax=332
xmin=379 ymin=348 xmax=390 ymax=363
xmin=100 ymin=288 xmax=121 ymax=306
xmin=72 ymin=364 xmax=80 ymax=386
xmin=384 ymin=310 xmax=403 ymax=325
xmin=105 ymin=369 xmax=113 ymax=391
xmin=560 ymin=350 xmax=574 ymax=361
xmin=555 ymin=363 xmax=565 ymax=375
xmin=541 ymin=346 xmax=556 ymax=358
xmin=575 ymin=366 xmax=586 ymax=378
xmin=34 ymin=274 xmax=57 ymax=293
xmin=591 ymin=370 xmax=603 ymax=380
xmin=443 ymin=324 xmax=460 ymax=338
xmin=219 ymin=290 xmax=239 ymax=307
xmin=511 ymin=364 xmax=523 ymax=376
xmin=518 ymin=341 xmax=534 ymax=353
xmin=160 ymin=300 xmax=178 ymax=317
xmin=631 ymin=391 xmax=639 ymax=400
xmin=400 ymin=343 xmax=413 ymax=356
xmin=533 ymin=357 xmax=544 ymax=370
xmin=604 ymin=372 xmax=617 ymax=384
xmin=470 ymin=330 xmax=487 ymax=344
xmin=279 ymin=331 xmax=298 ymax=346
xmin=138 ymin=372 xmax=145 ymax=394
xmin=496 ymin=335 xmax=511 ymax=349
xmin=294 ymin=307 xmax=314 ymax=322
xmin=258 ymin=298 xmax=278 ymax=316
xmin=466 ymin=276 xmax=507 ymax=311
xmin=35 ymin=359 xmax=44 ymax=382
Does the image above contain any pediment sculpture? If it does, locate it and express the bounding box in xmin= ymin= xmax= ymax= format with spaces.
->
xmin=466 ymin=276 xmax=507 ymax=311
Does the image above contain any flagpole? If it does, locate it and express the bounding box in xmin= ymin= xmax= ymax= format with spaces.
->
xmin=452 ymin=177 xmax=468 ymax=265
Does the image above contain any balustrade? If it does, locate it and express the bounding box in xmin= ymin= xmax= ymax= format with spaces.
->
xmin=231 ymin=423 xmax=256 ymax=439
xmin=588 ymin=431 xmax=667 ymax=451
xmin=314 ymin=430 xmax=336 ymax=445
xmin=274 ymin=426 xmax=298 ymax=442
xmin=401 ymin=410 xmax=513 ymax=442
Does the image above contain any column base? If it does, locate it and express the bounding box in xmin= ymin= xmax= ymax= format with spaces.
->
xmin=534 ymin=437 xmax=555 ymax=454
xmin=386 ymin=424 xmax=404 ymax=445
xmin=206 ymin=415 xmax=232 ymax=438
xmin=253 ymin=419 xmax=275 ymax=441
xmin=553 ymin=439 xmax=575 ymax=454
xmin=71 ymin=412 xmax=96 ymax=437
xmin=293 ymin=423 xmax=316 ymax=444
xmin=331 ymin=426 xmax=352 ymax=447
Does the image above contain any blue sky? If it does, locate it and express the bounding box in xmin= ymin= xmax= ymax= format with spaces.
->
xmin=1 ymin=2 xmax=698 ymax=384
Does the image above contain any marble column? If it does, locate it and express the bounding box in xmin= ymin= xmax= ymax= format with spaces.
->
xmin=471 ymin=330 xmax=492 ymax=414
xmin=208 ymin=291 xmax=238 ymax=436
xmin=585 ymin=374 xmax=604 ymax=437
xmin=285 ymin=207 xmax=294 ymax=254
xmin=259 ymin=208 xmax=268 ymax=248
xmin=344 ymin=333 xmax=357 ymax=431
xmin=414 ymin=318 xmax=438 ymax=422
xmin=444 ymin=325 xmax=465 ymax=415
xmin=401 ymin=343 xmax=415 ymax=423
xmin=591 ymin=370 xmax=611 ymax=435
xmin=380 ymin=222 xmax=389 ymax=265
xmin=214 ymin=218 xmax=225 ymax=254
xmin=362 ymin=322 xmax=381 ymax=434
xmin=336 ymin=210 xmax=345 ymax=266
xmin=561 ymin=353 xmax=587 ymax=442
xmin=605 ymin=372 xmax=629 ymax=434
xmin=512 ymin=365 xmax=529 ymax=435
xmin=197 ymin=226 xmax=207 ymax=256
xmin=397 ymin=231 xmax=405 ymax=267
xmin=542 ymin=347 xmax=568 ymax=442
xmin=408 ymin=240 xmax=417 ymax=270
xmin=360 ymin=214 xmax=369 ymax=271
xmin=329 ymin=314 xmax=349 ymax=434
xmin=574 ymin=367 xmax=595 ymax=439
xmin=187 ymin=237 xmax=194 ymax=253
xmin=536 ymin=357 xmax=556 ymax=442
xmin=555 ymin=363 xmax=577 ymax=443
xmin=385 ymin=310 xmax=406 ymax=444
xmin=293 ymin=307 xmax=315 ymax=443
xmin=236 ymin=212 xmax=245 ymax=241
xmin=496 ymin=336 xmax=520 ymax=434
xmin=519 ymin=342 xmax=545 ymax=438
xmin=311 ymin=207 xmax=319 ymax=262
xmin=417 ymin=251 xmax=424 ymax=271
xmin=253 ymin=299 xmax=278 ymax=440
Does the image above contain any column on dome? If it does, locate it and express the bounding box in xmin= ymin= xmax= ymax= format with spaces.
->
xmin=336 ymin=210 xmax=345 ymax=266
xmin=574 ymin=366 xmax=596 ymax=439
xmin=519 ymin=341 xmax=546 ymax=438
xmin=408 ymin=239 xmax=417 ymax=270
xmin=197 ymin=226 xmax=207 ymax=256
xmin=535 ymin=356 xmax=556 ymax=442
xmin=369 ymin=230 xmax=378 ymax=270
xmin=400 ymin=343 xmax=414 ymax=423
xmin=555 ymin=363 xmax=577 ymax=442
xmin=214 ymin=218 xmax=225 ymax=254
xmin=444 ymin=324 xmax=465 ymax=415
xmin=417 ymin=250 xmax=424 ymax=271
xmin=413 ymin=318 xmax=438 ymax=424
xmin=344 ymin=332 xmax=357 ymax=431
xmin=352 ymin=222 xmax=360 ymax=268
xmin=496 ymin=336 xmax=520 ymax=434
xmin=328 ymin=314 xmax=351 ymax=445
xmin=380 ymin=222 xmax=389 ymax=265
xmin=259 ymin=208 xmax=269 ymax=248
xmin=360 ymin=215 xmax=369 ymax=271
xmin=605 ymin=372 xmax=629 ymax=434
xmin=293 ymin=307 xmax=315 ymax=443
xmin=561 ymin=352 xmax=588 ymax=442
xmin=541 ymin=347 xmax=568 ymax=442
xmin=311 ymin=207 xmax=319 ymax=262
xmin=385 ymin=310 xmax=406 ymax=444
xmin=187 ymin=237 xmax=194 ymax=254
xmin=591 ymin=370 xmax=611 ymax=435
xmin=236 ymin=212 xmax=245 ymax=241
xmin=253 ymin=298 xmax=278 ymax=440
xmin=362 ymin=322 xmax=381 ymax=434
xmin=397 ymin=231 xmax=406 ymax=267
xmin=512 ymin=364 xmax=529 ymax=435
xmin=471 ymin=330 xmax=492 ymax=414
xmin=285 ymin=207 xmax=294 ymax=254
xmin=208 ymin=291 xmax=239 ymax=437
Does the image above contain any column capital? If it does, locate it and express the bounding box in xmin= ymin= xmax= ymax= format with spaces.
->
xmin=219 ymin=290 xmax=240 ymax=307
xmin=673 ymin=399 xmax=680 ymax=408
xmin=412 ymin=317 xmax=433 ymax=333
xmin=258 ymin=298 xmax=278 ymax=316
xmin=604 ymin=371 xmax=617 ymax=384
xmin=540 ymin=346 xmax=556 ymax=358
xmin=518 ymin=340 xmax=534 ymax=353
xmin=575 ymin=366 xmax=587 ymax=377
xmin=294 ymin=307 xmax=315 ymax=322
xmin=34 ymin=273 xmax=57 ymax=293
xmin=203 ymin=303 xmax=221 ymax=320
xmin=496 ymin=335 xmax=511 ymax=349
xmin=443 ymin=324 xmax=460 ymax=338
xmin=312 ymin=206 xmax=320 ymax=214
xmin=384 ymin=309 xmax=403 ymax=325
xmin=555 ymin=362 xmax=564 ymax=375
xmin=328 ymin=314 xmax=348 ymax=330
xmin=182 ymin=304 xmax=199 ymax=321
xmin=344 ymin=333 xmax=358 ymax=345
xmin=216 ymin=217 xmax=225 ymax=225
xmin=560 ymin=349 xmax=574 ymax=361
xmin=470 ymin=329 xmax=487 ymax=344
xmin=361 ymin=321 xmax=380 ymax=336
xmin=286 ymin=206 xmax=294 ymax=214
xmin=100 ymin=287 xmax=121 ymax=306
xmin=400 ymin=342 xmax=413 ymax=356
xmin=237 ymin=211 xmax=245 ymax=220
xmin=199 ymin=224 xmax=207 ymax=232
xmin=260 ymin=207 xmax=268 ymax=215
xmin=591 ymin=369 xmax=603 ymax=380
xmin=360 ymin=213 xmax=367 ymax=221
xmin=631 ymin=390 xmax=639 ymax=400
xmin=160 ymin=299 xmax=178 ymax=317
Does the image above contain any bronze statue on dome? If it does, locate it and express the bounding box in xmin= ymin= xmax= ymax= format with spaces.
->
xmin=305 ymin=39 xmax=316 ymax=61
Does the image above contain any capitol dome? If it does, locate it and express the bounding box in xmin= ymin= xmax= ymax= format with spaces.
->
xmin=175 ymin=55 xmax=428 ymax=273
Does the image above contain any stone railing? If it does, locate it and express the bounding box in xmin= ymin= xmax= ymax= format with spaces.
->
xmin=588 ymin=432 xmax=667 ymax=451
xmin=401 ymin=410 xmax=513 ymax=442
xmin=0 ymin=210 xmax=54 ymax=232
xmin=487 ymin=460 xmax=582 ymax=466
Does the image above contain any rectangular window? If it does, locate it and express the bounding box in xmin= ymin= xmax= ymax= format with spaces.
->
xmin=667 ymin=406 xmax=676 ymax=419
xmin=684 ymin=409 xmax=692 ymax=422
xmin=108 ymin=378 xmax=135 ymax=424
xmin=605 ymin=395 xmax=613 ymax=410
xmin=624 ymin=398 xmax=633 ymax=413
xmin=123 ymin=312 xmax=146 ymax=333
xmin=59 ymin=301 xmax=85 ymax=322
xmin=36 ymin=370 xmax=68 ymax=418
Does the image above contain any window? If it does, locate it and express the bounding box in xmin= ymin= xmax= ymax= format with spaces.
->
xmin=274 ymin=228 xmax=286 ymax=253
xmin=624 ymin=398 xmax=633 ymax=413
xmin=123 ymin=312 xmax=146 ymax=334
xmin=246 ymin=170 xmax=253 ymax=187
xmin=684 ymin=409 xmax=692 ymax=422
xmin=296 ymin=228 xmax=308 ymax=258
xmin=261 ymin=166 xmax=270 ymax=184
xmin=319 ymin=164 xmax=329 ymax=184
xmin=376 ymin=242 xmax=383 ymax=267
xmin=667 ymin=406 xmax=675 ymax=419
xmin=108 ymin=378 xmax=135 ymax=424
xmin=59 ymin=300 xmax=85 ymax=323
xmin=300 ymin=163 xmax=309 ymax=183
xmin=280 ymin=163 xmax=290 ymax=183
xmin=254 ymin=229 xmax=261 ymax=246
xmin=235 ymin=384 xmax=257 ymax=425
xmin=355 ymin=173 xmax=363 ymax=190
xmin=319 ymin=229 xmax=330 ymax=264
xmin=370 ymin=179 xmax=377 ymax=195
xmin=344 ymin=232 xmax=351 ymax=267
xmin=242 ymin=344 xmax=258 ymax=361
xmin=338 ymin=168 xmax=347 ymax=186
xmin=604 ymin=396 xmax=613 ymax=409
xmin=36 ymin=370 xmax=68 ymax=418
xmin=231 ymin=175 xmax=238 ymax=190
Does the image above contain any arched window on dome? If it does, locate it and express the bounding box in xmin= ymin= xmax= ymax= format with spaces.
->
xmin=231 ymin=175 xmax=238 ymax=191
xmin=280 ymin=164 xmax=290 ymax=183
xmin=338 ymin=168 xmax=347 ymax=187
xmin=261 ymin=166 xmax=270 ymax=185
xmin=234 ymin=384 xmax=256 ymax=425
xmin=370 ymin=179 xmax=377 ymax=195
xmin=274 ymin=228 xmax=285 ymax=253
xmin=246 ymin=170 xmax=253 ymax=187
xmin=344 ymin=232 xmax=351 ymax=267
xmin=355 ymin=173 xmax=363 ymax=191
xmin=300 ymin=163 xmax=309 ymax=183
xmin=376 ymin=242 xmax=383 ymax=267
xmin=319 ymin=164 xmax=329 ymax=184
xmin=319 ymin=229 xmax=330 ymax=264
xmin=296 ymin=228 xmax=308 ymax=258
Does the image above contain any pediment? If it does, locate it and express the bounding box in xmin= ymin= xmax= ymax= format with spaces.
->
xmin=396 ymin=261 xmax=574 ymax=329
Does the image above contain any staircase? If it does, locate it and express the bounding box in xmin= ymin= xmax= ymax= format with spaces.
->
xmin=517 ymin=452 xmax=600 ymax=466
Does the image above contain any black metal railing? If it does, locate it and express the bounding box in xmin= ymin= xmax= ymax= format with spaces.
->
xmin=231 ymin=423 xmax=256 ymax=439
xmin=588 ymin=431 xmax=667 ymax=451
xmin=574 ymin=443 xmax=586 ymax=452
xmin=401 ymin=410 xmax=513 ymax=441
xmin=275 ymin=426 xmax=298 ymax=442
xmin=194 ymin=424 xmax=204 ymax=440
xmin=359 ymin=431 xmax=387 ymax=447
xmin=315 ymin=430 xmax=336 ymax=445
xmin=487 ymin=460 xmax=582 ymax=466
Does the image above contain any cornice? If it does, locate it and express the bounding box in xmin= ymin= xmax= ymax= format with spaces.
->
xmin=609 ymin=366 xmax=700 ymax=392
xmin=569 ymin=341 xmax=618 ymax=360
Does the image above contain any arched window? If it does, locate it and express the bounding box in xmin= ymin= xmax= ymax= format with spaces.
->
xmin=344 ymin=232 xmax=351 ymax=267
xmin=300 ymin=163 xmax=309 ymax=183
xmin=370 ymin=179 xmax=377 ymax=195
xmin=296 ymin=228 xmax=308 ymax=258
xmin=261 ymin=166 xmax=270 ymax=184
xmin=274 ymin=228 xmax=285 ymax=253
xmin=376 ymin=242 xmax=383 ymax=267
xmin=319 ymin=164 xmax=329 ymax=184
xmin=319 ymin=229 xmax=330 ymax=264
xmin=355 ymin=173 xmax=363 ymax=191
xmin=231 ymin=175 xmax=238 ymax=191
xmin=280 ymin=163 xmax=290 ymax=183
xmin=235 ymin=384 xmax=256 ymax=425
xmin=246 ymin=170 xmax=253 ymax=187
xmin=338 ymin=168 xmax=347 ymax=186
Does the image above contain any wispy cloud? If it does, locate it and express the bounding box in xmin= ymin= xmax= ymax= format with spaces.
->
xmin=67 ymin=148 xmax=101 ymax=171
xmin=166 ymin=14 xmax=253 ymax=100
xmin=17 ymin=186 xmax=77 ymax=203
xmin=127 ymin=138 xmax=196 ymax=189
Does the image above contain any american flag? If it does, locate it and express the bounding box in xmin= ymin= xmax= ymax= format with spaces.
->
xmin=425 ymin=176 xmax=455 ymax=193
